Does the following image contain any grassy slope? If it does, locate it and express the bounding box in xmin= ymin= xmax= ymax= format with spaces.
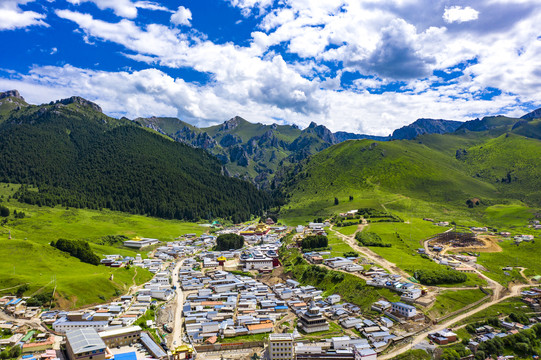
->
xmin=429 ymin=289 xmax=487 ymax=318
xmin=364 ymin=220 xmax=486 ymax=286
xmin=0 ymin=183 xmax=203 ymax=308
xmin=280 ymin=137 xmax=501 ymax=223
xmin=279 ymin=130 xmax=541 ymax=285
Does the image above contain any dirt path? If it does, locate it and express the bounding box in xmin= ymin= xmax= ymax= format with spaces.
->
xmin=518 ymin=267 xmax=532 ymax=285
xmin=380 ymin=282 xmax=530 ymax=359
xmin=331 ymin=225 xmax=411 ymax=279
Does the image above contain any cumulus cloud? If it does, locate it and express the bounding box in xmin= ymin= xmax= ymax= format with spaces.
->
xmin=443 ymin=6 xmax=479 ymax=24
xmin=356 ymin=19 xmax=435 ymax=79
xmin=227 ymin=0 xmax=275 ymax=16
xmin=0 ymin=0 xmax=48 ymax=30
xmin=66 ymin=0 xmax=138 ymax=18
xmin=170 ymin=6 xmax=192 ymax=26
xmin=65 ymin=0 xmax=170 ymax=19
xmin=55 ymin=10 xmax=323 ymax=115
xmin=3 ymin=0 xmax=541 ymax=134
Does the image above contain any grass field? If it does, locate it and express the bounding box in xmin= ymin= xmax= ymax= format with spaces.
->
xmin=336 ymin=225 xmax=359 ymax=236
xmin=389 ymin=349 xmax=430 ymax=360
xmin=363 ymin=219 xmax=486 ymax=286
xmin=454 ymin=298 xmax=530 ymax=326
xmin=0 ymin=183 xmax=204 ymax=308
xmin=429 ymin=289 xmax=488 ymax=318
xmin=327 ymin=231 xmax=357 ymax=257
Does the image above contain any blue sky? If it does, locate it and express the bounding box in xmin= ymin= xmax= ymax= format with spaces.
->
xmin=0 ymin=0 xmax=540 ymax=135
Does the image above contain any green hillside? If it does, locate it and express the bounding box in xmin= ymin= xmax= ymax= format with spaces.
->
xmin=278 ymin=122 xmax=541 ymax=223
xmin=136 ymin=116 xmax=339 ymax=188
xmin=0 ymin=184 xmax=204 ymax=308
xmin=0 ymin=96 xmax=271 ymax=222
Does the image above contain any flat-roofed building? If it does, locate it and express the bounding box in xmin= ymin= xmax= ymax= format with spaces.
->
xmin=65 ymin=328 xmax=106 ymax=360
xmin=269 ymin=333 xmax=294 ymax=360
xmin=98 ymin=326 xmax=142 ymax=347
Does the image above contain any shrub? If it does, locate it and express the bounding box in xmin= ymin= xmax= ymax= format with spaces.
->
xmin=414 ymin=268 xmax=467 ymax=285
xmin=355 ymin=232 xmax=391 ymax=247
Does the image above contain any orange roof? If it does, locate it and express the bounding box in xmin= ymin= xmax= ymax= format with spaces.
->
xmin=292 ymin=302 xmax=307 ymax=307
xmin=247 ymin=322 xmax=274 ymax=331
xmin=95 ymin=309 xmax=109 ymax=313
xmin=205 ymin=336 xmax=217 ymax=344
xmin=23 ymin=337 xmax=54 ymax=348
xmin=201 ymin=301 xmax=223 ymax=306
xmin=121 ymin=314 xmax=137 ymax=318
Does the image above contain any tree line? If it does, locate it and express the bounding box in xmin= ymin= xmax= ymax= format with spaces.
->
xmin=414 ymin=268 xmax=467 ymax=285
xmin=355 ymin=232 xmax=391 ymax=247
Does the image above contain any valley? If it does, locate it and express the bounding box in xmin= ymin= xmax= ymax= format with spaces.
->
xmin=1 ymin=91 xmax=541 ymax=360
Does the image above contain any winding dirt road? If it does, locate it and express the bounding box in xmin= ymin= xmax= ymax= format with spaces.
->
xmin=331 ymin=220 xmax=531 ymax=359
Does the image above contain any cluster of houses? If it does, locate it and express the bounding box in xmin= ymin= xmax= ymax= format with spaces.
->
xmin=269 ymin=333 xmax=378 ymax=360
xmin=179 ymin=269 xmax=284 ymax=343
xmin=513 ymin=234 xmax=535 ymax=243
xmin=0 ymin=297 xmax=41 ymax=319
xmin=521 ymin=287 xmax=541 ymax=312
xmin=50 ymin=294 xmax=153 ymax=334
xmin=0 ymin=321 xmax=56 ymax=356
xmin=367 ymin=274 xmax=425 ymax=304
xmin=295 ymin=222 xmax=330 ymax=237
xmin=466 ymin=317 xmax=541 ymax=355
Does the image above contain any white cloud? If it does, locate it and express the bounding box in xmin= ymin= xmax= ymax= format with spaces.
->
xmin=4 ymin=0 xmax=541 ymax=135
xmin=64 ymin=0 xmax=170 ymax=18
xmin=443 ymin=6 xmax=479 ymax=24
xmin=0 ymin=0 xmax=48 ymax=30
xmin=134 ymin=1 xmax=171 ymax=12
xmin=226 ymin=0 xmax=274 ymax=16
xmin=66 ymin=0 xmax=138 ymax=18
xmin=170 ymin=6 xmax=192 ymax=27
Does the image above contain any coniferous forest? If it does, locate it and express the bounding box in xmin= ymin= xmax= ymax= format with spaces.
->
xmin=0 ymin=100 xmax=272 ymax=222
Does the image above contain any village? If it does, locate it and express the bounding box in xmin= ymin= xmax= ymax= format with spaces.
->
xmin=1 ymin=214 xmax=541 ymax=360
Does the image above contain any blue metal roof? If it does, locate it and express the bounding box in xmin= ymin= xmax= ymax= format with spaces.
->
xmin=114 ymin=352 xmax=137 ymax=360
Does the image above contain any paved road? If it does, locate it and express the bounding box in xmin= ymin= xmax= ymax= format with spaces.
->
xmin=170 ymin=258 xmax=186 ymax=347
xmin=381 ymin=282 xmax=531 ymax=359
xmin=331 ymin=220 xmax=534 ymax=359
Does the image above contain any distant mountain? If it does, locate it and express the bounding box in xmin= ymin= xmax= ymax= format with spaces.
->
xmin=334 ymin=132 xmax=390 ymax=142
xmin=278 ymin=117 xmax=541 ymax=220
xmin=136 ymin=116 xmax=341 ymax=189
xmin=390 ymin=118 xmax=463 ymax=140
xmin=0 ymin=91 xmax=271 ymax=222
xmin=521 ymin=107 xmax=541 ymax=120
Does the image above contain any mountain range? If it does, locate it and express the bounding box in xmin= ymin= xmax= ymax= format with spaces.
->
xmin=1 ymin=89 xmax=541 ymax=221
xmin=0 ymin=90 xmax=271 ymax=222
xmin=135 ymin=110 xmax=540 ymax=189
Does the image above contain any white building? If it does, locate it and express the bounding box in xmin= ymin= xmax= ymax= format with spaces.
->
xmin=243 ymin=257 xmax=273 ymax=270
xmin=123 ymin=238 xmax=160 ymax=249
xmin=391 ymin=302 xmax=417 ymax=318
xmin=269 ymin=333 xmax=295 ymax=360
xmin=327 ymin=294 xmax=341 ymax=304
xmin=53 ymin=319 xmax=109 ymax=334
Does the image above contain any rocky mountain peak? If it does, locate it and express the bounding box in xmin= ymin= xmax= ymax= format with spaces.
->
xmin=221 ymin=116 xmax=246 ymax=131
xmin=0 ymin=90 xmax=25 ymax=101
xmin=56 ymin=96 xmax=102 ymax=113
xmin=521 ymin=107 xmax=541 ymax=120
xmin=303 ymin=121 xmax=337 ymax=144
